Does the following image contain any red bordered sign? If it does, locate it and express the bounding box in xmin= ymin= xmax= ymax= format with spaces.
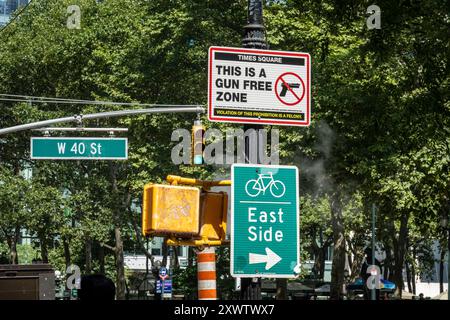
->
xmin=208 ymin=46 xmax=311 ymax=127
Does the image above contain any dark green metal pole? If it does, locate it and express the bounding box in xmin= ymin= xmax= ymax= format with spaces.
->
xmin=371 ymin=203 xmax=376 ymax=301
xmin=243 ymin=0 xmax=267 ymax=49
xmin=240 ymin=0 xmax=267 ymax=300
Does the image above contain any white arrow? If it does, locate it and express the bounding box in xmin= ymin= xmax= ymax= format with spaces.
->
xmin=249 ymin=247 xmax=282 ymax=270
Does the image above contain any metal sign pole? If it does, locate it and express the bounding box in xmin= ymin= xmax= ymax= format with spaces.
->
xmin=240 ymin=0 xmax=267 ymax=300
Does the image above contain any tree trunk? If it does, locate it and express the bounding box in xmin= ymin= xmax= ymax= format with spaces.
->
xmin=39 ymin=234 xmax=49 ymax=263
xmin=173 ymin=246 xmax=180 ymax=269
xmin=384 ymin=244 xmax=392 ymax=280
xmin=314 ymin=249 xmax=324 ymax=280
xmin=347 ymin=241 xmax=353 ymax=275
xmin=439 ymin=248 xmax=445 ymax=293
xmin=109 ymin=162 xmax=127 ymax=300
xmin=347 ymin=238 xmax=363 ymax=281
xmin=411 ymin=247 xmax=416 ymax=295
xmin=85 ymin=237 xmax=92 ymax=274
xmin=405 ymin=236 xmax=412 ymax=293
xmin=392 ymin=212 xmax=409 ymax=297
xmin=188 ymin=247 xmax=194 ymax=268
xmin=8 ymin=234 xmax=19 ymax=265
xmin=98 ymin=244 xmax=105 ymax=275
xmin=330 ymin=192 xmax=346 ymax=300
xmin=276 ymin=279 xmax=288 ymax=300
xmin=311 ymin=228 xmax=323 ymax=280
xmin=63 ymin=236 xmax=71 ymax=269
xmin=130 ymin=215 xmax=155 ymax=266
xmin=162 ymin=239 xmax=169 ymax=267
xmin=405 ymin=259 xmax=412 ymax=293
xmin=169 ymin=247 xmax=175 ymax=270
xmin=115 ymin=226 xmax=126 ymax=300
xmin=313 ymin=243 xmax=330 ymax=281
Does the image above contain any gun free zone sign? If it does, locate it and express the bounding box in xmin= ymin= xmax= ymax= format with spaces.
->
xmin=208 ymin=46 xmax=311 ymax=127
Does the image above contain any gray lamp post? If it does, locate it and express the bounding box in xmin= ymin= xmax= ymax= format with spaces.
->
xmin=440 ymin=212 xmax=450 ymax=300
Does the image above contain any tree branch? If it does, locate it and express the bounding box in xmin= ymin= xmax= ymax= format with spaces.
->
xmin=324 ymin=235 xmax=333 ymax=248
xmin=100 ymin=242 xmax=116 ymax=252
xmin=310 ymin=227 xmax=319 ymax=251
xmin=130 ymin=205 xmax=155 ymax=264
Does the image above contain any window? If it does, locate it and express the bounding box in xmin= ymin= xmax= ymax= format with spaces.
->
xmin=0 ymin=1 xmax=29 ymax=22
xmin=151 ymin=248 xmax=161 ymax=256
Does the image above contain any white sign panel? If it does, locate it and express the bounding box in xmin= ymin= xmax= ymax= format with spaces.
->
xmin=208 ymin=46 xmax=311 ymax=126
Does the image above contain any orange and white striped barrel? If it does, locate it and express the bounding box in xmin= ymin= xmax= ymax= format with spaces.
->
xmin=197 ymin=247 xmax=217 ymax=300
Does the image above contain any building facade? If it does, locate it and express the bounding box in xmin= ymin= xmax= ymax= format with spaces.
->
xmin=124 ymin=237 xmax=189 ymax=272
xmin=0 ymin=0 xmax=29 ymax=26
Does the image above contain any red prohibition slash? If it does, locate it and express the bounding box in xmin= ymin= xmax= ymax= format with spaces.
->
xmin=275 ymin=72 xmax=306 ymax=106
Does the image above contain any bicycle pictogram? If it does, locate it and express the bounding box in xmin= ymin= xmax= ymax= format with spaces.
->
xmin=244 ymin=172 xmax=286 ymax=198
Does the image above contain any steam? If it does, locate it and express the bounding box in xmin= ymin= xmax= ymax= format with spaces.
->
xmin=298 ymin=120 xmax=336 ymax=198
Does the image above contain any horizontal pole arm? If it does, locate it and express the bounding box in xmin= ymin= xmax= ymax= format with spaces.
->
xmin=33 ymin=127 xmax=129 ymax=132
xmin=0 ymin=106 xmax=205 ymax=135
xmin=166 ymin=237 xmax=229 ymax=247
xmin=166 ymin=175 xmax=231 ymax=188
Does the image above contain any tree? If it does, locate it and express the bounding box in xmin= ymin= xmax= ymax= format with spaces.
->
xmin=0 ymin=168 xmax=29 ymax=264
xmin=267 ymin=0 xmax=449 ymax=298
xmin=300 ymin=194 xmax=332 ymax=281
xmin=25 ymin=182 xmax=64 ymax=263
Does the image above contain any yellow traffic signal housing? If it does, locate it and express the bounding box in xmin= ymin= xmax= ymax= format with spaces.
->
xmin=198 ymin=191 xmax=228 ymax=241
xmin=142 ymin=184 xmax=200 ymax=237
xmin=166 ymin=191 xmax=229 ymax=247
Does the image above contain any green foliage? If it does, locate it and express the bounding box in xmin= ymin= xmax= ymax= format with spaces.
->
xmin=216 ymin=246 xmax=236 ymax=299
xmin=0 ymin=242 xmax=10 ymax=263
xmin=172 ymin=264 xmax=197 ymax=299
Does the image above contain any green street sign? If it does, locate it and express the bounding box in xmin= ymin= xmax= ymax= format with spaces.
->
xmin=231 ymin=164 xmax=299 ymax=278
xmin=30 ymin=137 xmax=128 ymax=160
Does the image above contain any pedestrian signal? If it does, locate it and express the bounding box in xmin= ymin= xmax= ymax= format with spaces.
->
xmin=198 ymin=191 xmax=228 ymax=241
xmin=142 ymin=184 xmax=200 ymax=237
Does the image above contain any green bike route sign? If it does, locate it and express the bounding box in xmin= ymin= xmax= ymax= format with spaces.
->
xmin=30 ymin=137 xmax=128 ymax=160
xmin=231 ymin=164 xmax=299 ymax=278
